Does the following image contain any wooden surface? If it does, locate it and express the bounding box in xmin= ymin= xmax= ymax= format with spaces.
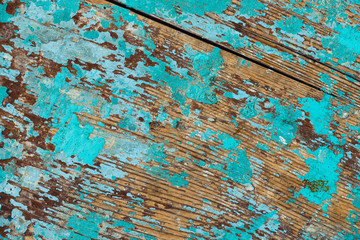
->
xmin=115 ymin=0 xmax=360 ymax=106
xmin=0 ymin=0 xmax=360 ymax=239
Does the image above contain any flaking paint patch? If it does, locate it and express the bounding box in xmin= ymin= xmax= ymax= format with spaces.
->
xmin=118 ymin=0 xmax=360 ymax=105
xmin=1 ymin=0 xmax=359 ymax=239
xmin=51 ymin=115 xmax=105 ymax=165
xmin=300 ymin=93 xmax=333 ymax=136
xmin=296 ymin=146 xmax=343 ymax=208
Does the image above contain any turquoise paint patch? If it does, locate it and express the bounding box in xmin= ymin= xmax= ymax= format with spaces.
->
xmin=18 ymin=166 xmax=49 ymax=192
xmin=0 ymin=1 xmax=19 ymax=22
xmin=100 ymin=163 xmax=127 ymax=180
xmin=145 ymin=143 xmax=170 ymax=166
xmin=0 ymin=208 xmax=30 ymax=236
xmin=188 ymin=127 xmax=252 ymax=185
xmin=84 ymin=30 xmax=100 ymax=39
xmin=218 ymin=133 xmax=241 ymax=151
xmin=146 ymin=165 xmax=189 ymax=187
xmin=0 ymin=160 xmax=21 ymax=197
xmin=0 ymin=126 xmax=23 ymax=160
xmin=52 ymin=0 xmax=80 ymax=24
xmin=276 ymin=16 xmax=304 ymax=35
xmin=149 ymin=46 xmax=225 ymax=106
xmin=122 ymin=0 xmax=231 ymax=21
xmin=192 ymin=47 xmax=224 ymax=85
xmin=209 ymin=210 xmax=278 ymax=239
xmin=343 ymin=210 xmax=360 ymax=239
xmin=0 ymin=86 xmax=8 ymax=105
xmin=150 ymin=61 xmax=188 ymax=105
xmin=186 ymin=84 xmax=217 ymax=104
xmin=186 ymin=47 xmax=224 ymax=105
xmin=263 ymin=98 xmax=303 ymax=145
xmin=224 ymin=87 xmax=249 ymax=100
xmin=296 ymin=146 xmax=343 ymax=207
xmin=172 ymin=118 xmax=182 ymax=128
xmin=143 ymin=143 xmax=189 ymax=187
xmin=237 ymin=0 xmax=266 ymax=19
xmin=240 ymin=98 xmax=259 ymax=119
xmin=210 ymin=149 xmax=252 ymax=184
xmin=320 ymin=27 xmax=358 ymax=65
xmin=256 ymin=142 xmax=269 ymax=151
xmin=299 ymin=93 xmax=333 ymax=136
xmin=33 ymin=221 xmax=70 ymax=240
xmin=101 ymin=19 xmax=110 ymax=28
xmin=66 ymin=211 xmax=110 ymax=239
xmin=318 ymin=72 xmax=337 ymax=91
xmin=168 ymin=171 xmax=189 ymax=187
xmin=51 ymin=115 xmax=105 ymax=165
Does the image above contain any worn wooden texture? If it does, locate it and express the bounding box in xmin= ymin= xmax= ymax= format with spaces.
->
xmin=1 ymin=0 xmax=360 ymax=239
xmin=115 ymin=0 xmax=360 ymax=107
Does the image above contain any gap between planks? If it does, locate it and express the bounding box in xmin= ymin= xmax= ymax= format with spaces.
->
xmin=104 ymin=0 xmax=354 ymax=107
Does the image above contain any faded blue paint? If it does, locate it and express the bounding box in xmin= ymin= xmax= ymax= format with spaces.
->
xmin=263 ymin=98 xmax=303 ymax=146
xmin=51 ymin=115 xmax=105 ymax=165
xmin=119 ymin=0 xmax=360 ymax=102
xmin=240 ymin=98 xmax=259 ymax=119
xmin=0 ymin=86 xmax=8 ymax=104
xmin=296 ymin=146 xmax=343 ymax=206
xmin=300 ymin=94 xmax=333 ymax=136
xmin=0 ymin=0 xmax=359 ymax=239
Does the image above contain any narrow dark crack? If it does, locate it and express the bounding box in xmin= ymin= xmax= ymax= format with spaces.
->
xmin=105 ymin=0 xmax=352 ymax=104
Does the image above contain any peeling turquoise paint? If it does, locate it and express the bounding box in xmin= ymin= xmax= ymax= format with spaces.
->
xmin=276 ymin=16 xmax=304 ymax=35
xmin=300 ymin=94 xmax=333 ymax=136
xmin=0 ymin=126 xmax=23 ymax=160
xmin=1 ymin=0 xmax=359 ymax=239
xmin=263 ymin=98 xmax=303 ymax=146
xmin=296 ymin=146 xmax=343 ymax=207
xmin=51 ymin=115 xmax=105 ymax=165
xmin=237 ymin=0 xmax=266 ymax=19
xmin=256 ymin=142 xmax=269 ymax=152
xmin=67 ymin=212 xmax=104 ymax=239
xmin=210 ymin=149 xmax=252 ymax=184
xmin=119 ymin=0 xmax=360 ymax=103
xmin=240 ymin=98 xmax=259 ymax=119
xmin=122 ymin=0 xmax=231 ymax=20
xmin=0 ymin=86 xmax=8 ymax=104
xmin=224 ymin=87 xmax=249 ymax=100
xmin=186 ymin=46 xmax=224 ymax=104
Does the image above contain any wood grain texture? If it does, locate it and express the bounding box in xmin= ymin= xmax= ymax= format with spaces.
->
xmin=114 ymin=0 xmax=360 ymax=107
xmin=0 ymin=0 xmax=360 ymax=239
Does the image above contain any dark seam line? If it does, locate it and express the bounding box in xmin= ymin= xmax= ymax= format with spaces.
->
xmin=105 ymin=0 xmax=342 ymax=101
xmin=253 ymin=0 xmax=360 ymax=84
xmin=238 ymin=25 xmax=360 ymax=85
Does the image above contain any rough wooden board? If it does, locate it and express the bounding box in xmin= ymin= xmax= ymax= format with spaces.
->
xmin=113 ymin=0 xmax=360 ymax=107
xmin=0 ymin=0 xmax=360 ymax=239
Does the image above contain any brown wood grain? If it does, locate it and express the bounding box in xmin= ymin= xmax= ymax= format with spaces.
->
xmin=0 ymin=0 xmax=359 ymax=239
xmin=113 ymin=0 xmax=360 ymax=107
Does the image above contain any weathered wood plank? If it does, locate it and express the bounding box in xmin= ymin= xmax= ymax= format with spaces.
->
xmin=114 ymin=0 xmax=360 ymax=106
xmin=0 ymin=0 xmax=360 ymax=239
